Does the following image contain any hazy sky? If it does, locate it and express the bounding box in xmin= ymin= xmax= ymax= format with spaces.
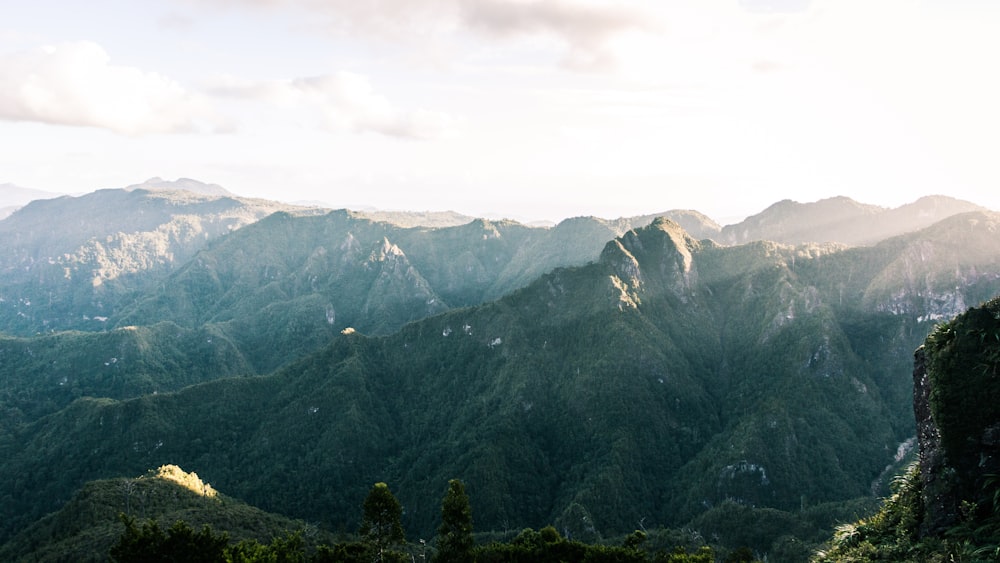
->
xmin=2 ymin=0 xmax=999 ymax=223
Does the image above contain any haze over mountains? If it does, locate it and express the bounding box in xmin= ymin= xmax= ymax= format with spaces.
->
xmin=1 ymin=180 xmax=999 ymax=561
xmin=0 ymin=183 xmax=64 ymax=220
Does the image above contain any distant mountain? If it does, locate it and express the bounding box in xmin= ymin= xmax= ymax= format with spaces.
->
xmin=0 ymin=183 xmax=63 ymax=212
xmin=622 ymin=209 xmax=722 ymax=241
xmin=0 ymin=188 xmax=980 ymax=338
xmin=123 ymin=177 xmax=234 ymax=197
xmin=3 ymin=189 xmax=999 ymax=560
xmin=352 ymin=209 xmax=476 ymax=228
xmin=720 ymin=195 xmax=984 ymax=246
xmin=109 ymin=210 xmax=713 ymax=374
xmin=0 ymin=205 xmax=722 ymax=429
xmin=481 ymin=210 xmax=720 ymax=301
xmin=0 ymin=188 xmax=321 ymax=334
xmin=6 ymin=213 xmax=1000 ymax=557
xmin=0 ymin=191 xmax=701 ymax=338
xmin=112 ymin=212 xmax=577 ymax=373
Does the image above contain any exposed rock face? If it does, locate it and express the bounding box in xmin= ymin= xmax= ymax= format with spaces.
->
xmin=913 ymin=297 xmax=1000 ymax=536
xmin=912 ymin=345 xmax=953 ymax=535
xmin=600 ymin=217 xmax=702 ymax=302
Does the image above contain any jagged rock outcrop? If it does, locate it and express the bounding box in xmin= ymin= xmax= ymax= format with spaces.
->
xmin=912 ymin=345 xmax=950 ymax=534
xmin=912 ymin=296 xmax=1000 ymax=536
xmin=598 ymin=217 xmax=703 ymax=302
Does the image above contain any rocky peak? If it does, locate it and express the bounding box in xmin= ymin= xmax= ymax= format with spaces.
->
xmin=599 ymin=218 xmax=702 ymax=301
xmin=370 ymin=237 xmax=405 ymax=262
xmin=466 ymin=218 xmax=505 ymax=240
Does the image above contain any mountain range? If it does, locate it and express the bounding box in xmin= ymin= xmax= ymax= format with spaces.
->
xmin=0 ymin=182 xmax=998 ymax=561
xmin=718 ymin=195 xmax=984 ymax=246
xmin=0 ymin=183 xmax=64 ymax=220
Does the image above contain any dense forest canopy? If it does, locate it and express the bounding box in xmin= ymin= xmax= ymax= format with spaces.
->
xmin=2 ymin=189 xmax=1000 ymax=562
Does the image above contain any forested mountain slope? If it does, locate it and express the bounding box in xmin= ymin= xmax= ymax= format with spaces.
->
xmin=0 ymin=464 xmax=336 ymax=563
xmin=0 ymin=322 xmax=252 ymax=431
xmin=0 ymin=197 xmax=736 ymax=434
xmin=0 ymin=188 xmax=320 ymax=334
xmin=5 ymin=214 xmax=1000 ymax=550
xmin=817 ymin=297 xmax=1000 ymax=561
xmin=110 ymin=209 xmax=713 ymax=373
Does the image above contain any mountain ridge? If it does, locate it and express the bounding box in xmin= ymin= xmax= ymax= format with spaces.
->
xmin=123 ymin=177 xmax=234 ymax=197
xmin=3 ymin=189 xmax=1000 ymax=561
xmin=720 ymin=195 xmax=984 ymax=246
xmin=6 ymin=214 xmax=1000 ymax=550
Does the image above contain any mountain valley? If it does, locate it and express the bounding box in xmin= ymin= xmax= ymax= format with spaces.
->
xmin=1 ymin=184 xmax=999 ymax=561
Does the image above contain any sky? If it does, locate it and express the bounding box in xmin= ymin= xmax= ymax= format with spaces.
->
xmin=1 ymin=0 xmax=999 ymax=224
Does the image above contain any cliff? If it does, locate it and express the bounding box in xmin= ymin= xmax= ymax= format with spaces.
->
xmin=915 ymin=296 xmax=1000 ymax=535
xmin=817 ymin=297 xmax=1000 ymax=561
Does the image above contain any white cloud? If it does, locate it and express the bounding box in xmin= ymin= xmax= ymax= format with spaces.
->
xmin=457 ymin=0 xmax=650 ymax=70
xmin=189 ymin=0 xmax=652 ymax=71
xmin=209 ymin=72 xmax=459 ymax=140
xmin=739 ymin=0 xmax=812 ymax=14
xmin=0 ymin=41 xmax=226 ymax=135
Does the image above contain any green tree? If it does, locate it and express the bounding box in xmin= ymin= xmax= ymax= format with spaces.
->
xmin=109 ymin=515 xmax=228 ymax=563
xmin=434 ymin=479 xmax=474 ymax=563
xmin=360 ymin=482 xmax=405 ymax=562
xmin=623 ymin=529 xmax=647 ymax=551
xmin=226 ymin=531 xmax=308 ymax=563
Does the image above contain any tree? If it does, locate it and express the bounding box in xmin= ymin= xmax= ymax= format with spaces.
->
xmin=434 ymin=479 xmax=473 ymax=563
xmin=109 ymin=515 xmax=228 ymax=563
xmin=623 ymin=529 xmax=647 ymax=551
xmin=360 ymin=482 xmax=405 ymax=562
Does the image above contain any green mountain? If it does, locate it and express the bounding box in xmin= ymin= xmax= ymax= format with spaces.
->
xmin=0 ymin=464 xmax=336 ymax=563
xmin=0 ymin=187 xmax=710 ymax=366
xmin=0 ymin=188 xmax=979 ymax=347
xmin=2 ymin=188 xmax=998 ymax=561
xmin=0 ymin=199 xmax=722 ymax=432
xmin=0 ymin=188 xmax=320 ymax=334
xmin=6 ymin=213 xmax=1000 ymax=556
xmin=816 ymin=297 xmax=1000 ymax=561
xmin=0 ymin=322 xmax=252 ymax=431
xmin=110 ymin=210 xmax=681 ymax=373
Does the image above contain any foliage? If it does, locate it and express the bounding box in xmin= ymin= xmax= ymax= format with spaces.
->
xmin=0 ymin=322 xmax=252 ymax=429
xmin=925 ymin=297 xmax=1000 ymax=474
xmin=809 ymin=463 xmax=1000 ymax=562
xmin=110 ymin=517 xmax=368 ymax=563
xmin=435 ymin=479 xmax=474 ymax=563
xmin=110 ymin=516 xmax=230 ymax=563
xmin=817 ymin=298 xmax=1000 ymax=561
xmin=0 ymin=465 xmax=338 ymax=563
xmin=5 ymin=208 xmax=1000 ymax=558
xmin=476 ymin=524 xmax=657 ymax=563
xmin=98 ymin=480 xmax=733 ymax=563
xmin=360 ymin=482 xmax=406 ymax=561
